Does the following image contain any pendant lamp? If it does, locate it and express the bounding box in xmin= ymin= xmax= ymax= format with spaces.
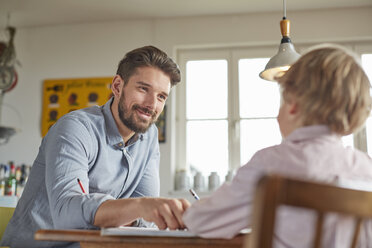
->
xmin=259 ymin=0 xmax=300 ymax=81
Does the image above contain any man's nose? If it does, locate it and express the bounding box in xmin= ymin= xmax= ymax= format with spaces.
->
xmin=144 ymin=94 xmax=157 ymax=110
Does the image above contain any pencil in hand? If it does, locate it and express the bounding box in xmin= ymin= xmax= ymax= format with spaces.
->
xmin=189 ymin=188 xmax=200 ymax=200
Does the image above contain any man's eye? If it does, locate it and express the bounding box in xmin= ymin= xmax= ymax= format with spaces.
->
xmin=158 ymin=95 xmax=167 ymax=101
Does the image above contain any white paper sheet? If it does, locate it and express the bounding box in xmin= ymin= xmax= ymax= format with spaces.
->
xmin=101 ymin=226 xmax=198 ymax=237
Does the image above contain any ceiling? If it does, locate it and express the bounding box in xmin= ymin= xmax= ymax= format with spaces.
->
xmin=0 ymin=0 xmax=372 ymax=28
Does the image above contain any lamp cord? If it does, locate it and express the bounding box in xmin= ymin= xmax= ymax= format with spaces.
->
xmin=6 ymin=13 xmax=10 ymax=27
xmin=283 ymin=0 xmax=287 ymax=19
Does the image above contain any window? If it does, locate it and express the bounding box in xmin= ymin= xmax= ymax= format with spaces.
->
xmin=186 ymin=60 xmax=229 ymax=177
xmin=176 ymin=43 xmax=372 ymax=191
xmin=176 ymin=47 xmax=281 ymax=185
xmin=362 ymin=54 xmax=372 ymax=156
xmin=238 ymin=58 xmax=282 ymax=164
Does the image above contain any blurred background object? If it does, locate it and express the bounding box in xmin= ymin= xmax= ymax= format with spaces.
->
xmin=0 ymin=24 xmax=20 ymax=145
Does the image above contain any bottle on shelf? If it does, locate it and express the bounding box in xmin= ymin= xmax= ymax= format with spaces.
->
xmin=15 ymin=166 xmax=23 ymax=197
xmin=5 ymin=161 xmax=17 ymax=196
xmin=20 ymin=164 xmax=28 ymax=184
xmin=16 ymin=164 xmax=29 ymax=197
xmin=1 ymin=164 xmax=10 ymax=196
xmin=0 ymin=164 xmax=6 ymax=196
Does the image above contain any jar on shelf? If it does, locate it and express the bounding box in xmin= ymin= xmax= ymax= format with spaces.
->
xmin=175 ymin=170 xmax=191 ymax=191
xmin=208 ymin=172 xmax=220 ymax=191
xmin=193 ymin=172 xmax=205 ymax=191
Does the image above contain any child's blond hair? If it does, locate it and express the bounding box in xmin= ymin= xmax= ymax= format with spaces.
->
xmin=277 ymin=44 xmax=371 ymax=135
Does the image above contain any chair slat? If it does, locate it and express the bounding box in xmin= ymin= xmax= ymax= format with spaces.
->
xmin=350 ymin=218 xmax=362 ymax=248
xmin=248 ymin=175 xmax=372 ymax=248
xmin=313 ymin=212 xmax=324 ymax=248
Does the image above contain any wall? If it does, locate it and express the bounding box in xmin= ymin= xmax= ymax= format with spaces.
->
xmin=0 ymin=7 xmax=371 ymax=197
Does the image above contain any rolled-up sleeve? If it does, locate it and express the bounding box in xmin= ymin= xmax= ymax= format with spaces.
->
xmin=44 ymin=117 xmax=114 ymax=229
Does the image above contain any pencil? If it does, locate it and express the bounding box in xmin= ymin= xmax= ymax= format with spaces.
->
xmin=77 ymin=178 xmax=86 ymax=194
xmin=189 ymin=188 xmax=200 ymax=200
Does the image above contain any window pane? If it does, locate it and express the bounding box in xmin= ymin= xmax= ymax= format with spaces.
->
xmin=240 ymin=119 xmax=281 ymax=164
xmin=362 ymin=54 xmax=372 ymax=155
xmin=186 ymin=60 xmax=227 ymax=119
xmin=367 ymin=117 xmax=372 ymax=156
xmin=187 ymin=120 xmax=228 ymax=178
xmin=362 ymin=54 xmax=372 ymax=82
xmin=239 ymin=58 xmax=280 ymax=118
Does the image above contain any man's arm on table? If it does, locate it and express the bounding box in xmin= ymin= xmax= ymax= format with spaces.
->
xmin=94 ymin=197 xmax=190 ymax=230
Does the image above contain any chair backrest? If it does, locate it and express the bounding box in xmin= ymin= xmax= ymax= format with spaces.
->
xmin=0 ymin=207 xmax=15 ymax=241
xmin=247 ymin=174 xmax=372 ymax=248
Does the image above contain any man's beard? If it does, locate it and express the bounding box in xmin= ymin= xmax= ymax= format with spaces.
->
xmin=118 ymin=91 xmax=158 ymax=133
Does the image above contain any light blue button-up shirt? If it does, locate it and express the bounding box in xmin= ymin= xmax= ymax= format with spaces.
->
xmin=1 ymin=98 xmax=160 ymax=248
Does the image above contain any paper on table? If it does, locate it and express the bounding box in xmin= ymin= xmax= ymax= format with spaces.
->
xmin=101 ymin=226 xmax=198 ymax=237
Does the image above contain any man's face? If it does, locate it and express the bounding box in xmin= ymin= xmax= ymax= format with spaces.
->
xmin=118 ymin=66 xmax=171 ymax=133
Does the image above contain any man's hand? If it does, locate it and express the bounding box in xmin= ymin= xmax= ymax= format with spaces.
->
xmin=94 ymin=197 xmax=190 ymax=229
xmin=138 ymin=198 xmax=190 ymax=230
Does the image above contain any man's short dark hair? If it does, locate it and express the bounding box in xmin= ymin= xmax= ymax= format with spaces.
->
xmin=116 ymin=45 xmax=181 ymax=87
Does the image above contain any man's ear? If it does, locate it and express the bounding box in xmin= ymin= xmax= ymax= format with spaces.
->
xmin=111 ymin=75 xmax=123 ymax=98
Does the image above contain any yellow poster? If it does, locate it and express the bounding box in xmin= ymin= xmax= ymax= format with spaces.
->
xmin=41 ymin=77 xmax=113 ymax=137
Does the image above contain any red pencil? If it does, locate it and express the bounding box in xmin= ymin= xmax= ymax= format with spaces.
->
xmin=77 ymin=178 xmax=86 ymax=194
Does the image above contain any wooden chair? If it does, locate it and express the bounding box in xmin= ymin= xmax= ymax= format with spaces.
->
xmin=247 ymin=174 xmax=372 ymax=248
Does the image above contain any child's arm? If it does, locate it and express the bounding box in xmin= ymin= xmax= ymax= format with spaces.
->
xmin=183 ymin=161 xmax=263 ymax=239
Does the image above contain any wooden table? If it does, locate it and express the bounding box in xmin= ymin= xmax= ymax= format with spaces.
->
xmin=35 ymin=229 xmax=246 ymax=248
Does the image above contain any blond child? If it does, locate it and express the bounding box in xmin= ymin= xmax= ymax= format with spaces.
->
xmin=183 ymin=44 xmax=372 ymax=248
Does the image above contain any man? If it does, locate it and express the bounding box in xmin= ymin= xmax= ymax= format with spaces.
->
xmin=1 ymin=46 xmax=190 ymax=248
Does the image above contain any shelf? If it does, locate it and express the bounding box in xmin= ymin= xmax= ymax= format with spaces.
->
xmin=0 ymin=196 xmax=18 ymax=207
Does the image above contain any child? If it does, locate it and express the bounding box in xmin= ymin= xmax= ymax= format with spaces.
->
xmin=183 ymin=44 xmax=372 ymax=248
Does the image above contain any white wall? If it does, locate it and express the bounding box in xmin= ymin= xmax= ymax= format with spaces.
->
xmin=1 ymin=7 xmax=371 ymax=197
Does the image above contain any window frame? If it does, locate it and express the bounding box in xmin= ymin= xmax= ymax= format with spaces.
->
xmin=176 ymin=46 xmax=278 ymax=174
xmin=354 ymin=42 xmax=372 ymax=154
xmin=175 ymin=41 xmax=372 ymax=188
xmin=176 ymin=49 xmax=231 ymax=172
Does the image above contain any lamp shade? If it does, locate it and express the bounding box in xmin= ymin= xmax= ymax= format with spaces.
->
xmin=260 ymin=15 xmax=300 ymax=81
xmin=259 ymin=41 xmax=300 ymax=81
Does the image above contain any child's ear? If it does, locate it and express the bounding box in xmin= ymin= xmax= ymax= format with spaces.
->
xmin=288 ymin=101 xmax=298 ymax=115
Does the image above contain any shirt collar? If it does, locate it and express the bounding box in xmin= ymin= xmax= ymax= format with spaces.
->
xmin=102 ymin=97 xmax=145 ymax=148
xmin=285 ymin=125 xmax=339 ymax=142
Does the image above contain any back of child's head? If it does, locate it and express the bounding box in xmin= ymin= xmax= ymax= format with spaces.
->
xmin=277 ymin=44 xmax=371 ymax=136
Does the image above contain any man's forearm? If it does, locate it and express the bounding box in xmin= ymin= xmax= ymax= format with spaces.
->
xmin=93 ymin=197 xmax=190 ymax=229
xmin=94 ymin=198 xmax=141 ymax=227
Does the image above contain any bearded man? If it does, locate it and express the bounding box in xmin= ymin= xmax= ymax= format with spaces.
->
xmin=1 ymin=46 xmax=190 ymax=248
